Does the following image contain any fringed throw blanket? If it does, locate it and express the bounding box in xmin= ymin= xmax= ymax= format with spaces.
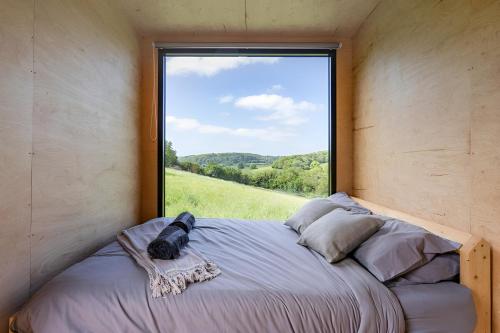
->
xmin=118 ymin=219 xmax=221 ymax=297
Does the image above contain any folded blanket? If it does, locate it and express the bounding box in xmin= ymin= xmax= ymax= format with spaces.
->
xmin=170 ymin=211 xmax=196 ymax=233
xmin=147 ymin=212 xmax=196 ymax=259
xmin=147 ymin=225 xmax=189 ymax=260
xmin=118 ymin=219 xmax=221 ymax=297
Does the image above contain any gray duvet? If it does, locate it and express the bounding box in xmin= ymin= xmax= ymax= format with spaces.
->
xmin=14 ymin=218 xmax=404 ymax=333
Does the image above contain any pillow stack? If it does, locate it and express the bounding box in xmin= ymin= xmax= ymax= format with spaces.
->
xmin=285 ymin=193 xmax=383 ymax=263
xmin=286 ymin=193 xmax=461 ymax=286
xmin=285 ymin=198 xmax=346 ymax=234
xmin=385 ymin=253 xmax=460 ymax=287
xmin=353 ymin=218 xmax=461 ymax=284
xmin=298 ymin=209 xmax=383 ymax=263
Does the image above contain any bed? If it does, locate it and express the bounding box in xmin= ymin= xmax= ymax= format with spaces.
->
xmin=9 ymin=198 xmax=491 ymax=333
xmin=353 ymin=198 xmax=491 ymax=333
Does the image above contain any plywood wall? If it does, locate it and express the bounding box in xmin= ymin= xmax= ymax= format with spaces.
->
xmin=352 ymin=0 xmax=500 ymax=330
xmin=139 ymin=34 xmax=353 ymax=220
xmin=30 ymin=0 xmax=141 ymax=292
xmin=0 ymin=0 xmax=33 ymax=330
xmin=0 ymin=0 xmax=141 ymax=331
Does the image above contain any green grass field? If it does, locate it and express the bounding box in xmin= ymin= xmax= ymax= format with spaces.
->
xmin=165 ymin=168 xmax=309 ymax=221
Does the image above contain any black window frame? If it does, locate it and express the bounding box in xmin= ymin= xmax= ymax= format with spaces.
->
xmin=157 ymin=47 xmax=337 ymax=217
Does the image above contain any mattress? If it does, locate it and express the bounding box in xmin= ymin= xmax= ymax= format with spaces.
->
xmin=391 ymin=282 xmax=476 ymax=333
xmin=13 ymin=218 xmax=404 ymax=333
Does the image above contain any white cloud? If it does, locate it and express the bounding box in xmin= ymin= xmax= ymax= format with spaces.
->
xmin=166 ymin=116 xmax=293 ymax=142
xmin=234 ymin=94 xmax=322 ymax=126
xmin=268 ymin=84 xmax=284 ymax=93
xmin=218 ymin=95 xmax=234 ymax=104
xmin=166 ymin=57 xmax=280 ymax=77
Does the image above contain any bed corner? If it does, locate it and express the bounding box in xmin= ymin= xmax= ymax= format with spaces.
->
xmin=351 ymin=197 xmax=492 ymax=333
xmin=460 ymin=236 xmax=491 ymax=333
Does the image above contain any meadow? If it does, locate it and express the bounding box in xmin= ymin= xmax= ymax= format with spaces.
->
xmin=175 ymin=150 xmax=329 ymax=197
xmin=165 ymin=168 xmax=309 ymax=221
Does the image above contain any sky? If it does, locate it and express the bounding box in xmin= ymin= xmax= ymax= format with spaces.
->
xmin=164 ymin=55 xmax=330 ymax=157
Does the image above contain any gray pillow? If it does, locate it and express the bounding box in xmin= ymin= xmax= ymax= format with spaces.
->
xmin=328 ymin=192 xmax=372 ymax=214
xmin=386 ymin=253 xmax=459 ymax=287
xmin=285 ymin=198 xmax=347 ymax=234
xmin=353 ymin=218 xmax=461 ymax=282
xmin=297 ymin=209 xmax=383 ymax=263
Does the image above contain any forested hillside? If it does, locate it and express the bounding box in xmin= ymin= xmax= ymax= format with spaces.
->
xmin=272 ymin=151 xmax=328 ymax=169
xmin=167 ymin=141 xmax=329 ymax=196
xmin=179 ymin=152 xmax=278 ymax=168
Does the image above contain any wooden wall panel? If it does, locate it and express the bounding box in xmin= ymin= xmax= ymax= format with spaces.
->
xmin=30 ymin=0 xmax=141 ymax=292
xmin=139 ymin=37 xmax=158 ymax=221
xmin=469 ymin=1 xmax=500 ymax=331
xmin=336 ymin=39 xmax=353 ymax=193
xmin=139 ymin=34 xmax=353 ymax=219
xmin=0 ymin=1 xmax=140 ymax=331
xmin=352 ymin=0 xmax=500 ymax=330
xmin=0 ymin=1 xmax=33 ymax=331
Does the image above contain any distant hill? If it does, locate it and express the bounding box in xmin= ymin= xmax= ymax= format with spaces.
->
xmin=179 ymin=152 xmax=279 ymax=167
xmin=176 ymin=150 xmax=329 ymax=196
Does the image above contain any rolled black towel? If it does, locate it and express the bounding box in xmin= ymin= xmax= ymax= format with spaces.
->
xmin=169 ymin=211 xmax=196 ymax=233
xmin=147 ymin=225 xmax=189 ymax=260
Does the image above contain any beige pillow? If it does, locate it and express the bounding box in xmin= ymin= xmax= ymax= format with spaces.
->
xmin=298 ymin=209 xmax=383 ymax=263
xmin=285 ymin=198 xmax=346 ymax=234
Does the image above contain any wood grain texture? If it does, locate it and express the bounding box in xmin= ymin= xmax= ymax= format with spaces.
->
xmin=29 ymin=0 xmax=141 ymax=292
xmin=469 ymin=2 xmax=500 ymax=332
xmin=113 ymin=0 xmax=380 ymax=38
xmin=139 ymin=37 xmax=158 ymax=221
xmin=352 ymin=0 xmax=499 ymax=330
xmin=461 ymin=237 xmax=492 ymax=333
xmin=0 ymin=2 xmax=140 ymax=330
xmin=336 ymin=39 xmax=353 ymax=193
xmin=353 ymin=197 xmax=491 ymax=333
xmin=353 ymin=197 xmax=473 ymax=244
xmin=0 ymin=1 xmax=33 ymax=332
xmin=139 ymin=34 xmax=354 ymax=219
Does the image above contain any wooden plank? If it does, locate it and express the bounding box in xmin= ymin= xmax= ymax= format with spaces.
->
xmin=139 ymin=37 xmax=159 ymax=222
xmin=353 ymin=197 xmax=473 ymax=244
xmin=335 ymin=39 xmax=353 ymax=194
xmin=461 ymin=237 xmax=491 ymax=333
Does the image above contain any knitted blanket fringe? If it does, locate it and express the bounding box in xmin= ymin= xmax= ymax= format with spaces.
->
xmin=149 ymin=260 xmax=220 ymax=297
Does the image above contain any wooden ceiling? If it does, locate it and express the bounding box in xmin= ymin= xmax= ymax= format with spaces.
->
xmin=112 ymin=0 xmax=381 ymax=38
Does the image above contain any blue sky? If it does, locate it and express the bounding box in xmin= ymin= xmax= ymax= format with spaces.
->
xmin=164 ymin=56 xmax=329 ymax=156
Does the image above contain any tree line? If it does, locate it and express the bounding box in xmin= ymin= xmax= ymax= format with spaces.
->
xmin=178 ymin=152 xmax=278 ymax=167
xmin=165 ymin=141 xmax=328 ymax=196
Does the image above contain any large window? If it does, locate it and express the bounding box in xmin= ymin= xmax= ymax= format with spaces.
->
xmin=158 ymin=48 xmax=336 ymax=220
